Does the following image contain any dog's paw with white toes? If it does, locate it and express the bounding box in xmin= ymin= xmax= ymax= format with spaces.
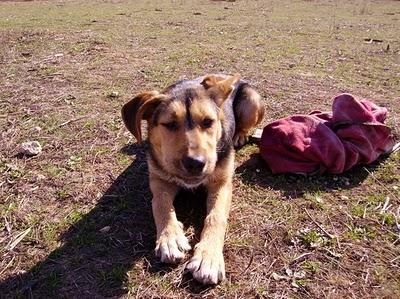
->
xmin=155 ymin=226 xmax=191 ymax=263
xmin=186 ymin=247 xmax=225 ymax=284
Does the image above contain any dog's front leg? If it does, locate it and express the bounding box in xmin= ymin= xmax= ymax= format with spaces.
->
xmin=150 ymin=176 xmax=191 ymax=263
xmin=186 ymin=159 xmax=233 ymax=284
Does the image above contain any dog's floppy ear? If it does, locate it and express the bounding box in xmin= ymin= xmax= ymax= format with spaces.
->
xmin=121 ymin=91 xmax=164 ymax=143
xmin=201 ymin=74 xmax=240 ymax=106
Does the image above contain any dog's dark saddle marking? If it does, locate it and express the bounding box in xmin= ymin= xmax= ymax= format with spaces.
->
xmin=183 ymin=88 xmax=196 ymax=130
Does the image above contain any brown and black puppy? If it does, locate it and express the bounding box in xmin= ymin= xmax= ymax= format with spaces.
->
xmin=121 ymin=74 xmax=264 ymax=284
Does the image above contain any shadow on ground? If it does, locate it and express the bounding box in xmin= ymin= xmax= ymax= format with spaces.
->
xmin=2 ymin=145 xmax=385 ymax=297
xmin=0 ymin=143 xmax=209 ymax=298
xmin=235 ymin=153 xmax=385 ymax=198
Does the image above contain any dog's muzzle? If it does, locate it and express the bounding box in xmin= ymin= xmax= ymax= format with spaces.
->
xmin=181 ymin=155 xmax=206 ymax=175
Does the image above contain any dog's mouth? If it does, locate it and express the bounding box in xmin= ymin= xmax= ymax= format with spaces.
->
xmin=176 ymin=173 xmax=206 ymax=186
xmin=184 ymin=174 xmax=205 ymax=182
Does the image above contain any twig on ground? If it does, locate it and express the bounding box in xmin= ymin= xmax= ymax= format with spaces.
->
xmin=134 ymin=282 xmax=143 ymax=299
xmin=0 ymin=256 xmax=15 ymax=276
xmin=241 ymin=247 xmax=255 ymax=274
xmin=363 ymin=205 xmax=368 ymax=219
xmin=57 ymin=115 xmax=88 ymax=128
xmin=289 ymin=252 xmax=313 ymax=266
xmin=390 ymin=141 xmax=400 ymax=153
xmin=390 ymin=255 xmax=400 ymax=264
xmin=50 ymin=115 xmax=88 ymax=131
xmin=319 ymin=247 xmax=342 ymax=259
xmin=363 ymin=269 xmax=370 ymax=284
xmin=250 ymin=258 xmax=277 ymax=275
xmin=304 ymin=208 xmax=335 ymax=239
xmin=6 ymin=228 xmax=31 ymax=251
xmin=380 ymin=196 xmax=391 ymax=214
xmin=3 ymin=216 xmax=12 ymax=233
xmin=393 ymin=206 xmax=400 ymax=242
xmin=327 ymin=214 xmax=341 ymax=249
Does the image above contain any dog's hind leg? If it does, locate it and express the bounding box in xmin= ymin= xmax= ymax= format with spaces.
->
xmin=233 ymin=83 xmax=265 ymax=147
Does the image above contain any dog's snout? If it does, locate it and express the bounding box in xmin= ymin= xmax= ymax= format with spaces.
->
xmin=182 ymin=156 xmax=205 ymax=174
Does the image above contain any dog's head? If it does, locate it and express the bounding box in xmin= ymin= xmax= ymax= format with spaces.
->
xmin=122 ymin=74 xmax=239 ymax=186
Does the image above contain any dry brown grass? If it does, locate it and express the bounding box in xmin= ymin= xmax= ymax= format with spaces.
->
xmin=0 ymin=0 xmax=399 ymax=298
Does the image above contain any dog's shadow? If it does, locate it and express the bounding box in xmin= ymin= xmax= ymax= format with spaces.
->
xmin=0 ymin=143 xmax=210 ymax=298
xmin=2 ymin=145 xmax=380 ymax=297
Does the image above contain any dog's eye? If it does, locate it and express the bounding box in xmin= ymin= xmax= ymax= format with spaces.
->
xmin=201 ymin=118 xmax=214 ymax=129
xmin=162 ymin=121 xmax=179 ymax=131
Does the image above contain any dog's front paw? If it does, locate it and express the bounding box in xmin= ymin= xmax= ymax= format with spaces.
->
xmin=233 ymin=132 xmax=248 ymax=148
xmin=155 ymin=224 xmax=191 ymax=264
xmin=186 ymin=244 xmax=225 ymax=284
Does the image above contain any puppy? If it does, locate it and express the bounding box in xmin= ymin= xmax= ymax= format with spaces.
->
xmin=121 ymin=74 xmax=264 ymax=284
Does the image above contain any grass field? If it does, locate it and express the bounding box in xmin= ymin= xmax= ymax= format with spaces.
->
xmin=0 ymin=0 xmax=399 ymax=298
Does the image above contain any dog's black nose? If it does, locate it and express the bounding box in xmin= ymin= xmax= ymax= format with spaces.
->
xmin=182 ymin=156 xmax=205 ymax=174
